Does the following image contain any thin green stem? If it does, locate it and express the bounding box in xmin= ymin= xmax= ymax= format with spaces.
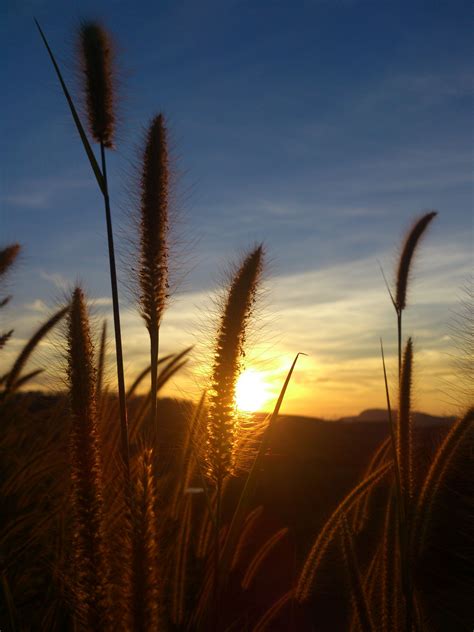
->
xmin=99 ymin=142 xmax=130 ymax=488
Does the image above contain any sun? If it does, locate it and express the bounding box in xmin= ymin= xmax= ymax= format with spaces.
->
xmin=235 ymin=369 xmax=272 ymax=412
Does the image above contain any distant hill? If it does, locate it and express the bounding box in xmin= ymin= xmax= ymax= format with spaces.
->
xmin=338 ymin=408 xmax=455 ymax=426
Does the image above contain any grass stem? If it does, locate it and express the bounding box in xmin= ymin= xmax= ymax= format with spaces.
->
xmin=99 ymin=141 xmax=130 ymax=489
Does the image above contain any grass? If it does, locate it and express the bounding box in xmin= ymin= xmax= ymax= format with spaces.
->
xmin=0 ymin=18 xmax=471 ymax=632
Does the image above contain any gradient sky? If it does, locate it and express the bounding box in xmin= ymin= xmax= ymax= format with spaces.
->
xmin=1 ymin=0 xmax=472 ymax=417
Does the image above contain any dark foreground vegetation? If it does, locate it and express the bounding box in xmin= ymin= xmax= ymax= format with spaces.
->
xmin=1 ymin=394 xmax=472 ymax=631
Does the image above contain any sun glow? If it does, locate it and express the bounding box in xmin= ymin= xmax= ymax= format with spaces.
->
xmin=235 ymin=369 xmax=272 ymax=412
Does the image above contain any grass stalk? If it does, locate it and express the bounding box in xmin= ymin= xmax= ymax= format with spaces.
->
xmin=204 ymin=245 xmax=264 ymax=624
xmin=137 ymin=114 xmax=170 ymax=438
xmin=99 ymin=140 xmax=131 ymax=489
xmin=130 ymin=448 xmax=160 ymax=631
xmin=96 ymin=320 xmax=107 ymax=402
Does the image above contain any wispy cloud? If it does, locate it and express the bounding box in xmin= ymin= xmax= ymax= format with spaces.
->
xmin=2 ymin=176 xmax=93 ymax=210
xmin=40 ymin=271 xmax=71 ymax=290
xmin=24 ymin=299 xmax=49 ymax=313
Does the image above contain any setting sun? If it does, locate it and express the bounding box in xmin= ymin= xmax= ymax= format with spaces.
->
xmin=235 ymin=369 xmax=272 ymax=412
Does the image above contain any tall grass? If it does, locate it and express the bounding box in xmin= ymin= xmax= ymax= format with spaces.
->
xmin=205 ymin=244 xmax=264 ymax=624
xmin=1 ymin=17 xmax=470 ymax=632
xmin=77 ymin=22 xmax=131 ymax=487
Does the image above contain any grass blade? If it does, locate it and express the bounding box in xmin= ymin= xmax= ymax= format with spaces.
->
xmin=34 ymin=19 xmax=106 ymax=195
xmin=219 ymin=352 xmax=305 ymax=581
xmin=2 ymin=306 xmax=67 ymax=395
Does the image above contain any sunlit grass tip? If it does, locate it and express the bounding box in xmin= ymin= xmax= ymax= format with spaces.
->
xmin=395 ymin=211 xmax=437 ymax=313
xmin=205 ymin=244 xmax=265 ymax=484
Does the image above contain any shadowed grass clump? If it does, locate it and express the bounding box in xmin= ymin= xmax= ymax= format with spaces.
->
xmin=67 ymin=287 xmax=110 ymax=630
xmin=137 ymin=114 xmax=170 ymax=431
xmin=411 ymin=406 xmax=474 ymax=559
xmin=377 ymin=490 xmax=399 ymax=632
xmin=206 ymin=244 xmax=264 ymax=485
xmin=78 ymin=22 xmax=116 ymax=148
xmin=241 ymin=527 xmax=288 ymax=590
xmin=296 ymin=462 xmax=392 ymax=603
xmin=339 ymin=515 xmax=375 ymax=632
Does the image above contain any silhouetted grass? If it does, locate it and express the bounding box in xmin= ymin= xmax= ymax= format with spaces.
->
xmin=0 ymin=18 xmax=470 ymax=632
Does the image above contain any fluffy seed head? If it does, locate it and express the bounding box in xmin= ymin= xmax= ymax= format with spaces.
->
xmin=395 ymin=212 xmax=437 ymax=312
xmin=67 ymin=287 xmax=110 ymax=629
xmin=78 ymin=22 xmax=116 ymax=147
xmin=205 ymin=245 xmax=264 ymax=483
xmin=0 ymin=244 xmax=20 ymax=279
xmin=138 ymin=113 xmax=169 ymax=334
xmin=68 ymin=288 xmax=97 ymax=423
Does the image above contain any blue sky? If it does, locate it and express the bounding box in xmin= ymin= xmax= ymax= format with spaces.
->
xmin=1 ymin=0 xmax=472 ymax=416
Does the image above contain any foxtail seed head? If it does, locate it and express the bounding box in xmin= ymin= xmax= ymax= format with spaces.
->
xmin=395 ymin=212 xmax=437 ymax=312
xmin=67 ymin=287 xmax=110 ymax=629
xmin=138 ymin=114 xmax=169 ymax=334
xmin=78 ymin=22 xmax=116 ymax=148
xmin=0 ymin=243 xmax=20 ymax=279
xmin=205 ymin=245 xmax=264 ymax=483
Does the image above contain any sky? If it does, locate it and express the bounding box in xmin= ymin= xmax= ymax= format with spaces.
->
xmin=1 ymin=0 xmax=472 ymax=418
